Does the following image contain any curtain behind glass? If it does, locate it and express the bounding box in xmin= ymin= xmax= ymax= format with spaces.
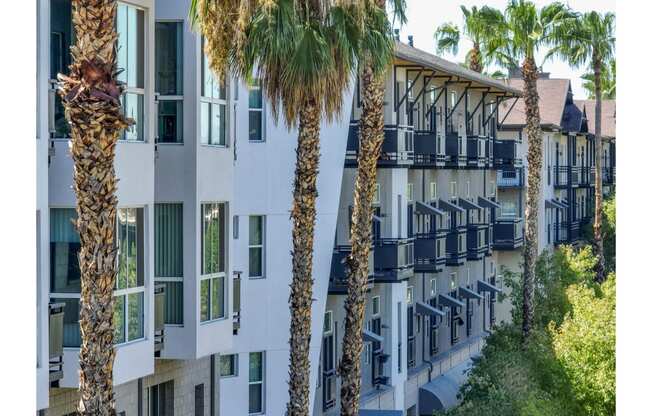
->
xmin=155 ymin=204 xmax=183 ymax=277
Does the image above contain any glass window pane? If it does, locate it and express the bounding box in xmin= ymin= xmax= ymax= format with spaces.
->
xmin=51 ymin=297 xmax=81 ymax=347
xmin=162 ymin=281 xmax=183 ymax=325
xmin=117 ymin=209 xmax=128 ymax=289
xmin=249 ymin=216 xmax=263 ymax=245
xmin=220 ymin=354 xmax=236 ymax=376
xmin=127 ymin=208 xmax=137 ymax=287
xmin=211 ymin=276 xmax=224 ymax=320
xmin=201 ymin=39 xmax=212 ymax=97
xmin=155 ymin=22 xmax=182 ymax=95
xmin=249 ymin=248 xmax=262 ymax=277
xmin=200 ymin=102 xmax=210 ymax=144
xmin=50 ymin=0 xmax=73 ymax=79
xmin=155 ymin=203 xmax=184 ymax=277
xmin=248 ymin=111 xmax=262 ymax=142
xmin=249 ymin=352 xmax=262 ymax=382
xmin=211 ymin=104 xmax=226 ymax=145
xmin=200 ymin=279 xmax=209 ymax=322
xmin=201 ymin=203 xmax=225 ymax=275
xmin=114 ymin=295 xmax=125 ymax=344
xmin=248 ymin=85 xmax=262 ymax=109
xmin=127 ymin=292 xmax=144 ymax=341
xmin=158 ymin=100 xmax=183 ymax=143
xmin=50 ymin=208 xmax=81 ymax=293
xmin=122 ymin=93 xmax=144 ymax=141
xmin=248 ymin=384 xmax=262 ymax=414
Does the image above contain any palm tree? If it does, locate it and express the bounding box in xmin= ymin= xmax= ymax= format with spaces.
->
xmin=190 ymin=1 xmax=360 ymax=414
xmin=581 ymin=58 xmax=616 ymax=100
xmin=549 ymin=11 xmax=615 ymax=283
xmin=339 ymin=3 xmax=405 ymax=414
xmin=57 ymin=0 xmax=131 ymax=414
xmin=488 ymin=0 xmax=576 ymax=341
xmin=434 ymin=5 xmax=505 ymax=73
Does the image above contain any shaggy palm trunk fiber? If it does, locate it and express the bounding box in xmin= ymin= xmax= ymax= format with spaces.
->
xmin=287 ymin=99 xmax=321 ymax=416
xmin=57 ymin=0 xmax=130 ymax=414
xmin=592 ymin=59 xmax=606 ymax=283
xmin=469 ymin=43 xmax=483 ymax=73
xmin=521 ymin=57 xmax=542 ymax=342
xmin=339 ymin=65 xmax=386 ymax=416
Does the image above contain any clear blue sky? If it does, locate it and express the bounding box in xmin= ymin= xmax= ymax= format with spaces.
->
xmin=398 ymin=0 xmax=616 ymax=99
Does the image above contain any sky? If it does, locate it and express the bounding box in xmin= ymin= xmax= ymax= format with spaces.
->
xmin=398 ymin=0 xmax=616 ymax=99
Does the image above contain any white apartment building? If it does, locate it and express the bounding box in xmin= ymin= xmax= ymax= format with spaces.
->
xmin=36 ymin=2 xmax=615 ymax=415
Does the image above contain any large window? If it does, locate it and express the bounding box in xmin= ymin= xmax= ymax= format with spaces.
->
xmin=155 ymin=203 xmax=183 ymax=325
xmin=156 ymin=21 xmax=183 ymax=143
xmin=149 ymin=380 xmax=174 ymax=415
xmin=248 ymin=216 xmax=265 ymax=278
xmin=117 ymin=4 xmax=145 ymax=141
xmin=201 ymin=203 xmax=226 ymax=322
xmin=249 ymin=352 xmax=265 ymax=414
xmin=201 ymin=38 xmax=227 ymax=146
xmin=248 ymin=79 xmax=264 ymax=141
xmin=114 ymin=208 xmax=145 ymax=343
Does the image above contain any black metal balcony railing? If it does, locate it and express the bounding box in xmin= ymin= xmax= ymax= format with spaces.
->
xmin=49 ymin=303 xmax=65 ymax=386
xmin=328 ymin=245 xmax=375 ymax=294
xmin=413 ymin=131 xmax=446 ymax=167
xmin=602 ymin=167 xmax=616 ymax=184
xmin=322 ymin=370 xmax=336 ymax=411
xmin=554 ymin=221 xmax=569 ymax=244
xmin=346 ymin=123 xmax=414 ymax=167
xmin=497 ymin=168 xmax=524 ymax=188
xmin=578 ymin=167 xmax=596 ymax=187
xmin=373 ymin=238 xmax=415 ymax=282
xmin=445 ymin=134 xmax=467 ymax=167
xmin=154 ymin=284 xmax=166 ymax=357
xmin=493 ymin=217 xmax=524 ymax=250
xmin=554 ymin=166 xmax=580 ymax=188
xmin=467 ymin=136 xmax=488 ymax=168
xmin=494 ymin=140 xmax=522 ymax=167
xmin=467 ymin=223 xmax=489 ymax=260
xmin=233 ymin=271 xmax=242 ymax=334
xmin=445 ymin=228 xmax=467 ymax=266
xmin=414 ymin=232 xmax=447 ymax=272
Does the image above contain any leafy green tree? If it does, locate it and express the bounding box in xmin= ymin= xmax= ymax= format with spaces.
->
xmin=582 ymin=59 xmax=616 ymax=99
xmin=601 ymin=193 xmax=616 ymax=273
xmin=551 ymin=274 xmax=616 ymax=415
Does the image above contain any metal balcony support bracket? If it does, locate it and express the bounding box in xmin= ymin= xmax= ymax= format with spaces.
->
xmin=482 ymin=95 xmax=506 ymax=127
xmin=445 ymin=83 xmax=472 ymax=121
xmin=409 ymin=70 xmax=438 ymax=112
xmin=498 ymin=97 xmax=520 ymax=130
xmin=424 ymin=87 xmax=447 ymax=120
xmin=395 ymin=68 xmax=424 ymax=112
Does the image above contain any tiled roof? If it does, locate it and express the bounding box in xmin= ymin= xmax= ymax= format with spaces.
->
xmin=575 ymin=99 xmax=616 ymax=139
xmin=394 ymin=42 xmax=521 ymax=96
xmin=499 ymin=78 xmax=571 ymax=129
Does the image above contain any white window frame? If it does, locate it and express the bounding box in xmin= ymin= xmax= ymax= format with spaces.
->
xmin=249 ymin=352 xmax=266 ymax=415
xmin=450 ymin=272 xmax=457 ymax=290
xmin=200 ymin=202 xmax=227 ymax=323
xmin=373 ymin=183 xmax=380 ymax=204
xmin=200 ymin=37 xmax=229 ymax=147
xmin=489 ymin=181 xmax=496 ymax=197
xmin=430 ymin=182 xmax=437 ymax=201
xmin=220 ymin=354 xmax=239 ymax=378
xmin=450 ymin=181 xmax=457 ymax=199
xmin=248 ymin=215 xmax=266 ymax=279
xmin=372 ymin=296 xmax=380 ymax=316
xmin=407 ymin=183 xmax=414 ymax=201
xmin=430 ymin=278 xmax=437 ymax=298
xmin=248 ymin=78 xmax=265 ymax=142
xmin=407 ymin=286 xmax=414 ymax=304
xmin=323 ymin=310 xmax=333 ymax=335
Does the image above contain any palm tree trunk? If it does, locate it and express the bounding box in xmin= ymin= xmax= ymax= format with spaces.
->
xmin=593 ymin=59 xmax=606 ymax=283
xmin=469 ymin=43 xmax=483 ymax=73
xmin=521 ymin=57 xmax=542 ymax=342
xmin=339 ymin=64 xmax=386 ymax=416
xmin=58 ymin=1 xmax=129 ymax=414
xmin=287 ymin=98 xmax=321 ymax=416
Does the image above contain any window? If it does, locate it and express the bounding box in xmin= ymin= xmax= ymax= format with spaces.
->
xmin=155 ymin=204 xmax=184 ymax=325
xmin=50 ymin=208 xmax=81 ymax=293
xmin=429 ymin=182 xmax=437 ymax=201
xmin=249 ymin=78 xmax=264 ymax=141
xmin=466 ymin=269 xmax=471 ymax=285
xmin=201 ymin=37 xmax=228 ymax=146
xmin=249 ymin=352 xmax=265 ymax=414
xmin=407 ymin=183 xmax=414 ymax=201
xmin=155 ymin=22 xmax=183 ymax=143
xmin=248 ymin=216 xmax=265 ymax=278
xmin=117 ymin=4 xmax=145 ymax=141
xmin=407 ymin=286 xmax=414 ymax=304
xmin=149 ymin=380 xmax=174 ymax=416
xmin=50 ymin=0 xmax=73 ymax=138
xmin=450 ymin=181 xmax=457 ymax=199
xmin=373 ymin=183 xmax=380 ymax=204
xmin=114 ymin=208 xmax=145 ymax=344
xmin=323 ymin=310 xmax=333 ymax=334
xmin=201 ymin=203 xmax=226 ymax=322
xmin=430 ymin=278 xmax=437 ymax=297
xmin=194 ymin=384 xmax=205 ymax=416
xmin=436 ymin=239 xmax=442 ymax=258
xmin=220 ymin=354 xmax=238 ymax=378
xmin=489 ymin=181 xmax=496 ymax=197
xmin=500 ymin=201 xmax=517 ymax=217
xmin=450 ymin=273 xmax=457 ymax=290
xmin=466 ymin=181 xmax=471 ymax=198
xmin=372 ymin=296 xmax=380 ymax=316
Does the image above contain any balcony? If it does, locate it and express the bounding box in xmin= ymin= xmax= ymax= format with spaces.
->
xmin=467 ymin=136 xmax=488 ymax=168
xmin=494 ymin=140 xmax=522 ymax=167
xmin=414 ymin=232 xmax=447 ymax=272
xmin=154 ymin=284 xmax=165 ymax=357
xmin=553 ymin=166 xmax=580 ymax=188
xmin=233 ymin=271 xmax=241 ymax=334
xmin=554 ymin=221 xmax=569 ymax=245
xmin=578 ymin=167 xmax=596 ymax=187
xmin=413 ymin=130 xmax=446 ymax=167
xmin=49 ymin=303 xmax=65 ymax=387
xmin=493 ymin=217 xmax=524 ymax=250
xmin=373 ymin=238 xmax=415 ymax=283
xmin=445 ymin=229 xmax=467 ymax=266
xmin=603 ymin=167 xmax=616 ymax=184
xmin=497 ymin=168 xmax=524 ymax=188
xmin=445 ymin=133 xmax=467 ymax=168
xmin=346 ymin=123 xmax=414 ymax=168
xmin=467 ymin=223 xmax=489 ymax=260
xmin=329 ymin=245 xmax=375 ymax=295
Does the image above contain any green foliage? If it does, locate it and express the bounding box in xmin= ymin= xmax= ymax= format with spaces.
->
xmin=582 ymin=59 xmax=616 ymax=99
xmin=602 ymin=193 xmax=616 ymax=273
xmin=551 ymin=274 xmax=616 ymax=415
xmin=444 ymin=244 xmax=615 ymax=416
